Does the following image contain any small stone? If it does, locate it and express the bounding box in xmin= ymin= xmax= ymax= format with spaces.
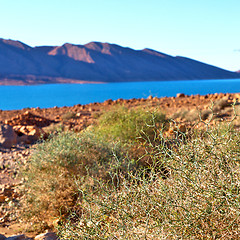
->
xmin=176 ymin=93 xmax=185 ymax=98
xmin=0 ymin=195 xmax=6 ymax=203
xmin=103 ymin=99 xmax=113 ymax=105
xmin=6 ymin=235 xmax=26 ymax=240
xmin=34 ymin=232 xmax=58 ymax=240
xmin=147 ymin=95 xmax=153 ymax=100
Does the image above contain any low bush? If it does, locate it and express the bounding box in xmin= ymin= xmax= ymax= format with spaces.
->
xmin=58 ymin=123 xmax=240 ymax=239
xmin=93 ymin=106 xmax=167 ymax=143
xmin=21 ymin=106 xmax=240 ymax=238
xmin=20 ymin=107 xmax=167 ymax=231
xmin=20 ymin=131 xmax=128 ymax=231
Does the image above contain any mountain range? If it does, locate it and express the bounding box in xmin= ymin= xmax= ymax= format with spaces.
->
xmin=0 ymin=38 xmax=239 ymax=85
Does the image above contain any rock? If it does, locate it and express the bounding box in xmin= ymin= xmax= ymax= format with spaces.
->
xmin=0 ymin=234 xmax=6 ymax=240
xmin=76 ymin=112 xmax=91 ymax=118
xmin=140 ymin=98 xmax=146 ymax=102
xmin=5 ymin=112 xmax=55 ymax=128
xmin=147 ymin=95 xmax=153 ymax=100
xmin=17 ymin=135 xmax=29 ymax=144
xmin=34 ymin=232 xmax=58 ymax=240
xmin=200 ymin=95 xmax=206 ymax=100
xmin=0 ymin=124 xmax=17 ymax=149
xmin=0 ymin=194 xmax=6 ymax=203
xmin=176 ymin=93 xmax=185 ymax=98
xmin=103 ymin=99 xmax=113 ymax=105
xmin=6 ymin=235 xmax=26 ymax=240
xmin=115 ymin=98 xmax=124 ymax=103
xmin=23 ymin=126 xmax=43 ymax=139
xmin=13 ymin=125 xmax=45 ymax=144
xmin=55 ymin=115 xmax=61 ymax=120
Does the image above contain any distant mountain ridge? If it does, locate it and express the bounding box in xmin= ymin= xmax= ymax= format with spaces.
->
xmin=0 ymin=38 xmax=239 ymax=85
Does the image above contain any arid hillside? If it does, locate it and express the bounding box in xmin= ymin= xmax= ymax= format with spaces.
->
xmin=0 ymin=38 xmax=239 ymax=85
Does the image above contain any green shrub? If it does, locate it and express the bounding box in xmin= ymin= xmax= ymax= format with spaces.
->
xmin=20 ymin=131 xmax=128 ymax=231
xmin=20 ymin=107 xmax=167 ymax=231
xmin=20 ymin=105 xmax=240 ymax=238
xmin=58 ymin=123 xmax=240 ymax=239
xmin=93 ymin=106 xmax=167 ymax=143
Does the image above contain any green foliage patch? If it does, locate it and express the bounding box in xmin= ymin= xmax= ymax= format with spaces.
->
xmin=94 ymin=106 xmax=167 ymax=142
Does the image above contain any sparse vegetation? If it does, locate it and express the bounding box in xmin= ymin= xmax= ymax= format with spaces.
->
xmin=171 ymin=108 xmax=212 ymax=121
xmin=20 ymin=130 xmax=127 ymax=231
xmin=213 ymin=98 xmax=231 ymax=112
xmin=42 ymin=122 xmax=65 ymax=135
xmin=57 ymin=123 xmax=240 ymax=239
xmin=20 ymin=106 xmax=240 ymax=238
xmin=20 ymin=107 xmax=166 ymax=231
xmin=61 ymin=111 xmax=77 ymax=121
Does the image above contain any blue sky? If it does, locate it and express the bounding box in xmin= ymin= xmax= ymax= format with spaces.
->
xmin=0 ymin=0 xmax=239 ymax=71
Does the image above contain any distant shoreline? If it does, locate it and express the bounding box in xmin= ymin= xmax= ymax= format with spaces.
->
xmin=1 ymin=77 xmax=240 ymax=86
xmin=0 ymin=79 xmax=105 ymax=86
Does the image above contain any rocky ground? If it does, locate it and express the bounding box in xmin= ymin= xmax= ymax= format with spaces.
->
xmin=0 ymin=92 xmax=239 ymax=238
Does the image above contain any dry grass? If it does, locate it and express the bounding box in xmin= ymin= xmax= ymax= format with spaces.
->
xmin=20 ymin=131 xmax=127 ymax=231
xmin=58 ymin=123 xmax=240 ymax=239
xmin=20 ymin=106 xmax=240 ymax=238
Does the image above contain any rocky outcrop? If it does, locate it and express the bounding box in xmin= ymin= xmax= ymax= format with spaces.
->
xmin=0 ymin=124 xmax=17 ymax=148
xmin=4 ymin=111 xmax=55 ymax=128
xmin=13 ymin=125 xmax=46 ymax=144
xmin=2 ymin=111 xmax=51 ymax=145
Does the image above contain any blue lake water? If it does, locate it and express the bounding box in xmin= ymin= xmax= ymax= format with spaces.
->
xmin=0 ymin=79 xmax=240 ymax=110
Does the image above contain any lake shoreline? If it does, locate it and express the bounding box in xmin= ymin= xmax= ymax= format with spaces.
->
xmin=0 ymin=78 xmax=106 ymax=86
xmin=1 ymin=77 xmax=240 ymax=86
xmin=1 ymin=79 xmax=240 ymax=110
xmin=1 ymin=91 xmax=239 ymax=125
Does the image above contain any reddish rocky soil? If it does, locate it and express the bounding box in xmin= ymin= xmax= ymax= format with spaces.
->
xmin=0 ymin=92 xmax=240 ymax=238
